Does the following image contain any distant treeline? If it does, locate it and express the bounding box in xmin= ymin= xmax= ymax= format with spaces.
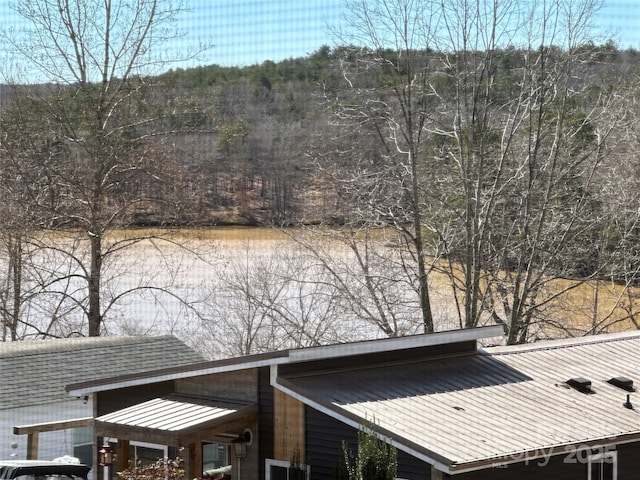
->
xmin=2 ymin=42 xmax=640 ymax=230
xmin=119 ymin=42 xmax=639 ymax=226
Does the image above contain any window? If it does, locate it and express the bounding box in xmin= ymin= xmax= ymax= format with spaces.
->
xmin=203 ymin=442 xmax=231 ymax=476
xmin=73 ymin=426 xmax=94 ymax=467
xmin=588 ymin=451 xmax=617 ymax=480
xmin=265 ymin=459 xmax=310 ymax=480
xmin=129 ymin=441 xmax=168 ymax=467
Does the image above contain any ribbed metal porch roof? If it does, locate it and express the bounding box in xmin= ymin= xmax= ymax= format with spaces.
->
xmin=95 ymin=395 xmax=257 ymax=445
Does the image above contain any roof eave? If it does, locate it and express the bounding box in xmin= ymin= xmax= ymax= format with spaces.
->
xmin=483 ymin=329 xmax=640 ymax=355
xmin=447 ymin=431 xmax=640 ymax=474
xmin=287 ymin=325 xmax=503 ymax=363
xmin=66 ymin=353 xmax=289 ymax=396
xmin=67 ymin=326 xmax=503 ymax=396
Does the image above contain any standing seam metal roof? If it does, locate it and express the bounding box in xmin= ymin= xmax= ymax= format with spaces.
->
xmin=95 ymin=395 xmax=255 ymax=432
xmin=277 ymin=331 xmax=640 ymax=472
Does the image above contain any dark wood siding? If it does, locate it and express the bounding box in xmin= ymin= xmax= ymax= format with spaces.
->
xmin=305 ymin=407 xmax=430 ymax=480
xmin=305 ymin=405 xmax=355 ymax=479
xmin=449 ymin=454 xmax=586 ymax=480
xmin=176 ymin=370 xmax=258 ymax=401
xmin=97 ymin=381 xmax=174 ymax=415
xmin=395 ymin=451 xmax=431 ymax=480
xmin=615 ymin=442 xmax=639 ymax=478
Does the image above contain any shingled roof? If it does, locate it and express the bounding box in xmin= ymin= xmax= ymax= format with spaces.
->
xmin=0 ymin=336 xmax=205 ymax=410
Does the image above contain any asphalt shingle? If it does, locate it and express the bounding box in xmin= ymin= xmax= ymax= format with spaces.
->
xmin=0 ymin=336 xmax=205 ymax=410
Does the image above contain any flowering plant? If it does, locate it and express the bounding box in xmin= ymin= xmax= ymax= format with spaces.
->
xmin=118 ymin=457 xmax=185 ymax=480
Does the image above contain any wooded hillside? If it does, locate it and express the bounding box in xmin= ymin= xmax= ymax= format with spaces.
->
xmin=3 ymin=43 xmax=640 ymax=272
xmin=8 ymin=43 xmax=634 ymax=226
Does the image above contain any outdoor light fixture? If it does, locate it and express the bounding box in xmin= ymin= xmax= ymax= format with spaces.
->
xmin=99 ymin=443 xmax=113 ymax=467
xmin=232 ymin=430 xmax=252 ymax=459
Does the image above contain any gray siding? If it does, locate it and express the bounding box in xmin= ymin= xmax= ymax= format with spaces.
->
xmin=2 ymin=401 xmax=90 ymax=460
xmin=258 ymin=367 xmax=275 ymax=480
xmin=305 ymin=407 xmax=430 ymax=480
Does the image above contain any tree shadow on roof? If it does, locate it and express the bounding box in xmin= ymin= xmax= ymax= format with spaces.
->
xmin=285 ymin=352 xmax=532 ymax=402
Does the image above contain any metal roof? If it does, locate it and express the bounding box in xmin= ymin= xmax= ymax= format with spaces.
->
xmin=275 ymin=330 xmax=640 ymax=474
xmin=97 ymin=396 xmax=247 ymax=431
xmin=95 ymin=395 xmax=258 ymax=445
xmin=66 ymin=326 xmax=502 ymax=396
xmin=0 ymin=336 xmax=205 ymax=409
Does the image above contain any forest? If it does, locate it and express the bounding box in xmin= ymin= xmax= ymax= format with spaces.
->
xmin=1 ymin=0 xmax=640 ymax=353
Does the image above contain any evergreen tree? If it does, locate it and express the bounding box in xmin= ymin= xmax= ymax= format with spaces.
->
xmin=336 ymin=421 xmax=397 ymax=480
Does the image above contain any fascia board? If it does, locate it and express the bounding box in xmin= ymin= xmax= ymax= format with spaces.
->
xmin=287 ymin=325 xmax=503 ymax=363
xmin=67 ymin=356 xmax=289 ymax=396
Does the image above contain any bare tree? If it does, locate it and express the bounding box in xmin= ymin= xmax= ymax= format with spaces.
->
xmin=429 ymin=0 xmax=620 ymax=343
xmin=1 ymin=0 xmax=205 ymax=336
xmin=284 ymin=228 xmax=428 ymax=337
xmin=199 ymin=242 xmax=355 ymax=358
xmin=0 ymin=95 xmax=34 ymax=340
xmin=576 ymin=68 xmax=640 ymax=335
xmin=314 ymin=0 xmax=625 ymax=343
xmin=314 ymin=0 xmax=441 ymax=333
xmin=0 ymin=87 xmax=80 ymax=339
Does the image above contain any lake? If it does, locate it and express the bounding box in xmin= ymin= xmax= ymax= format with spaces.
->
xmin=3 ymin=227 xmax=638 ymax=358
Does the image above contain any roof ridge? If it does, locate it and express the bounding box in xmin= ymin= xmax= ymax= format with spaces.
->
xmin=0 ymin=335 xmax=176 ymax=359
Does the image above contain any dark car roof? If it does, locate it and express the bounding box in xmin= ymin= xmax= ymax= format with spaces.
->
xmin=0 ymin=461 xmax=91 ymax=480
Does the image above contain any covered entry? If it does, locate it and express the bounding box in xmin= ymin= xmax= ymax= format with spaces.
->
xmin=95 ymin=395 xmax=257 ymax=479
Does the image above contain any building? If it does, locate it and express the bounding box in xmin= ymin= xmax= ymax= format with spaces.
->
xmin=1 ymin=336 xmax=205 ymax=462
xmin=60 ymin=326 xmax=640 ymax=479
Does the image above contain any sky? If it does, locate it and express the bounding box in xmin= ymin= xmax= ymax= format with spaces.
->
xmin=154 ymin=0 xmax=640 ymax=68
xmin=181 ymin=0 xmax=347 ymax=67
xmin=0 ymin=0 xmax=639 ymax=76
xmin=595 ymin=0 xmax=640 ymax=47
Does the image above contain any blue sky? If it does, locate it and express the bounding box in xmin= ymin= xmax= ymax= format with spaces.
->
xmin=175 ymin=0 xmax=640 ymax=68
xmin=1 ymin=0 xmax=639 ymax=74
xmin=595 ymin=0 xmax=640 ymax=47
xmin=183 ymin=0 xmax=346 ymax=67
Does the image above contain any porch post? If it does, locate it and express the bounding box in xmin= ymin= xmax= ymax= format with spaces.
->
xmin=26 ymin=432 xmax=39 ymax=459
xmin=117 ymin=439 xmax=130 ymax=471
xmin=188 ymin=441 xmax=203 ymax=480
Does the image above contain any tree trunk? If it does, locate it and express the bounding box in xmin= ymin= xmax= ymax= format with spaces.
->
xmin=411 ymin=151 xmax=434 ymax=333
xmin=88 ymin=233 xmax=102 ymax=336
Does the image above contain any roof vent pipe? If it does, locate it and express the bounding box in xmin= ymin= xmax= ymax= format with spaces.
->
xmin=624 ymin=394 xmax=633 ymax=410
